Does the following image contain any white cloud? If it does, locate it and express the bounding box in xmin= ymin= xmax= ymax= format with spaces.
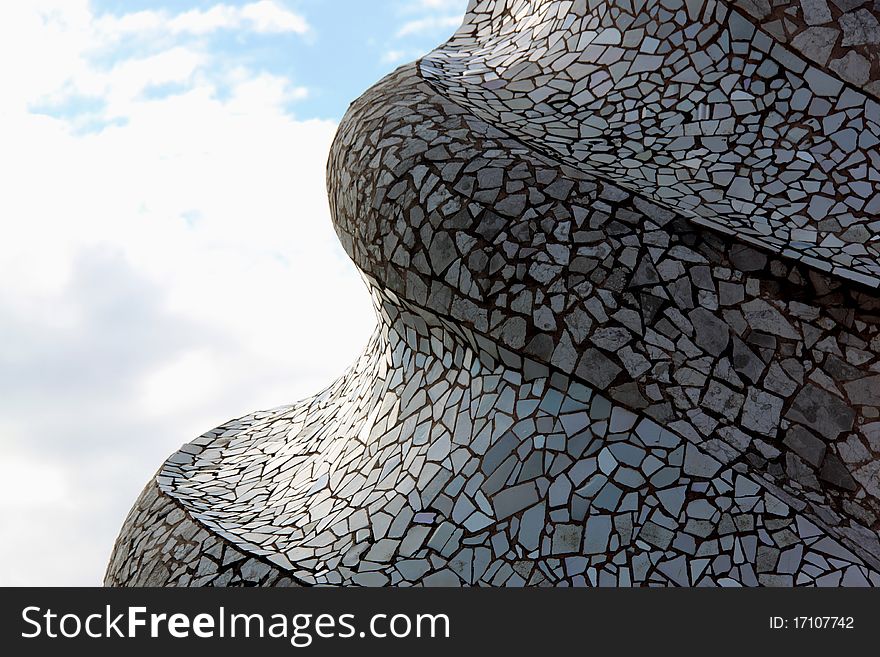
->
xmin=0 ymin=1 xmax=373 ymax=585
xmin=239 ymin=0 xmax=309 ymax=33
xmin=408 ymin=0 xmax=468 ymax=11
xmin=396 ymin=14 xmax=462 ymax=38
xmin=97 ymin=1 xmax=310 ymax=37
xmin=381 ymin=48 xmax=414 ymax=65
xmin=390 ymin=0 xmax=467 ymax=46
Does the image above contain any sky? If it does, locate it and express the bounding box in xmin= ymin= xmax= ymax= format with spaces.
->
xmin=0 ymin=0 xmax=468 ymax=586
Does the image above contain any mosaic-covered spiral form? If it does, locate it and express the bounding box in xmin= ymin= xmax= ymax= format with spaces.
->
xmin=106 ymin=0 xmax=880 ymax=587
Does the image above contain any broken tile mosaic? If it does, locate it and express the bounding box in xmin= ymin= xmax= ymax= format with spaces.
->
xmin=107 ymin=0 xmax=880 ymax=587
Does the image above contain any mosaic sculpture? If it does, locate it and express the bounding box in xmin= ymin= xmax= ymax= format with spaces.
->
xmin=107 ymin=0 xmax=880 ymax=587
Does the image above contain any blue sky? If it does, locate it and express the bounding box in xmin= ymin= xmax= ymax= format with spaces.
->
xmin=39 ymin=0 xmax=467 ymax=128
xmin=0 ymin=0 xmax=467 ymax=585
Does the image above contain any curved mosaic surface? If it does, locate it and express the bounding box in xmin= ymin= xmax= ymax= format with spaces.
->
xmin=108 ymin=284 xmax=879 ymax=586
xmin=423 ymin=0 xmax=880 ymax=285
xmin=107 ymin=1 xmax=880 ymax=587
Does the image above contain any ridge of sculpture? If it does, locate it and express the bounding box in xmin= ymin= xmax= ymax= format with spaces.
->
xmin=107 ymin=0 xmax=880 ymax=587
